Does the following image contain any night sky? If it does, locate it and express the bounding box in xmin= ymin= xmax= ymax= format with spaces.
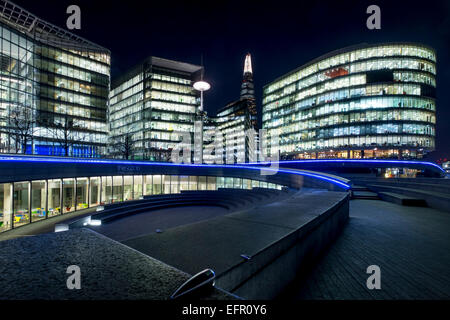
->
xmin=12 ymin=0 xmax=450 ymax=161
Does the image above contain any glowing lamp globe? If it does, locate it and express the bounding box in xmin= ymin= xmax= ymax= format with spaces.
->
xmin=193 ymin=81 xmax=211 ymax=92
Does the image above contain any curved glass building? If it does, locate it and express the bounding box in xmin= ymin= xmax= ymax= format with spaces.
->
xmin=262 ymin=43 xmax=436 ymax=159
xmin=0 ymin=0 xmax=110 ymax=158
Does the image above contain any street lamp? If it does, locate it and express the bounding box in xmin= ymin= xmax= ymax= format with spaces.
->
xmin=193 ymin=80 xmax=210 ymax=164
xmin=193 ymin=80 xmax=210 ymax=112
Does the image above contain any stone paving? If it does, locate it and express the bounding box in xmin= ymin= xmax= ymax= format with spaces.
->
xmin=0 ymin=228 xmax=232 ymax=300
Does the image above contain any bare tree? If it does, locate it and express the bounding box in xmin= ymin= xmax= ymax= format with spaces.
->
xmin=109 ymin=133 xmax=135 ymax=159
xmin=7 ymin=106 xmax=34 ymax=154
xmin=47 ymin=114 xmax=88 ymax=157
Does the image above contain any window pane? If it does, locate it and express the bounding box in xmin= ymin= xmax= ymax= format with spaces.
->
xmin=31 ymin=180 xmax=46 ymax=222
xmin=198 ymin=176 xmax=207 ymax=190
xmin=163 ymin=175 xmax=171 ymax=194
xmin=134 ymin=175 xmax=143 ymax=199
xmin=48 ymin=179 xmax=61 ymax=217
xmin=76 ymin=178 xmax=88 ymax=210
xmin=113 ymin=176 xmax=123 ymax=203
xmin=89 ymin=177 xmax=100 ymax=207
xmin=153 ymin=175 xmax=162 ymax=194
xmin=180 ymin=176 xmax=189 ymax=191
xmin=101 ymin=176 xmax=112 ymax=204
xmin=170 ymin=175 xmax=179 ymax=194
xmin=144 ymin=175 xmax=152 ymax=195
xmin=0 ymin=183 xmax=12 ymax=232
xmin=207 ymin=176 xmax=216 ymax=190
xmin=189 ymin=176 xmax=197 ymax=191
xmin=124 ymin=176 xmax=133 ymax=201
xmin=243 ymin=179 xmax=252 ymax=190
xmin=217 ymin=177 xmax=225 ymax=189
xmin=14 ymin=181 xmax=29 ymax=227
xmin=63 ymin=179 xmax=75 ymax=213
xmin=225 ymin=177 xmax=233 ymax=188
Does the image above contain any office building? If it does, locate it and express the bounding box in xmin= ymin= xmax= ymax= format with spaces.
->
xmin=0 ymin=0 xmax=111 ymax=157
xmin=108 ymin=56 xmax=202 ymax=161
xmin=262 ymin=43 xmax=436 ymax=159
xmin=204 ymin=53 xmax=257 ymax=163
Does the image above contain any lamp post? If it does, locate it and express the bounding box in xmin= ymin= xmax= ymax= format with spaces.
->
xmin=193 ymin=80 xmax=210 ymax=164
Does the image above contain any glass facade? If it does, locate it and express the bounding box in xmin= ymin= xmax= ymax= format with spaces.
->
xmin=204 ymin=99 xmax=257 ymax=164
xmin=0 ymin=4 xmax=110 ymax=157
xmin=203 ymin=54 xmax=257 ymax=164
xmin=0 ymin=173 xmax=283 ymax=233
xmin=262 ymin=43 xmax=436 ymax=159
xmin=31 ymin=180 xmax=46 ymax=222
xmin=108 ymin=57 xmax=202 ymax=161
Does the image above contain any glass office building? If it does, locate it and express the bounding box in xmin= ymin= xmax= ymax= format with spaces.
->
xmin=108 ymin=57 xmax=202 ymax=161
xmin=204 ymin=99 xmax=257 ymax=163
xmin=0 ymin=0 xmax=110 ymax=157
xmin=203 ymin=53 xmax=257 ymax=163
xmin=262 ymin=43 xmax=436 ymax=159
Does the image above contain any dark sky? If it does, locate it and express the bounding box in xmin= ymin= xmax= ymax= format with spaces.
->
xmin=12 ymin=0 xmax=450 ymax=161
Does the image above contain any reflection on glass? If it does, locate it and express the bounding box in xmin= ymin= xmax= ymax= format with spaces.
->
xmin=124 ymin=176 xmax=133 ymax=201
xmin=48 ymin=179 xmax=61 ymax=217
xmin=31 ymin=180 xmax=46 ymax=222
xmin=13 ymin=181 xmax=29 ymax=227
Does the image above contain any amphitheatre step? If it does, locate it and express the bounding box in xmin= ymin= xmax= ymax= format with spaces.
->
xmin=351 ymin=190 xmax=380 ymax=200
xmin=378 ymin=191 xmax=427 ymax=207
xmin=367 ymin=184 xmax=450 ymax=213
xmin=351 ymin=185 xmax=370 ymax=192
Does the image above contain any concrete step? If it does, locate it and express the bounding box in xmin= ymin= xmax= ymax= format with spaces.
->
xmin=351 ymin=185 xmax=370 ymax=192
xmin=378 ymin=192 xmax=427 ymax=207
xmin=351 ymin=190 xmax=380 ymax=200
xmin=367 ymin=184 xmax=450 ymax=213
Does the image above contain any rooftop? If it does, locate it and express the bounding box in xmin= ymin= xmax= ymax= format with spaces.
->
xmin=0 ymin=0 xmax=109 ymax=52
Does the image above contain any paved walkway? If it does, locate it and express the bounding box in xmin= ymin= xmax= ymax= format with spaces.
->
xmin=121 ymin=190 xmax=347 ymax=276
xmin=280 ymin=199 xmax=450 ymax=299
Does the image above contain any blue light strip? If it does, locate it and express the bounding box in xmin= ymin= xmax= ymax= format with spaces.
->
xmin=0 ymin=155 xmax=351 ymax=190
xmin=247 ymin=159 xmax=446 ymax=174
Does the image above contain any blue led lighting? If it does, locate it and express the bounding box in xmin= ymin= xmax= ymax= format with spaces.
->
xmin=247 ymin=159 xmax=446 ymax=174
xmin=0 ymin=155 xmax=351 ymax=190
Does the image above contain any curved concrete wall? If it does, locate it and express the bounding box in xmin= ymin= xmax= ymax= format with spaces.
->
xmin=215 ymin=192 xmax=349 ymax=299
